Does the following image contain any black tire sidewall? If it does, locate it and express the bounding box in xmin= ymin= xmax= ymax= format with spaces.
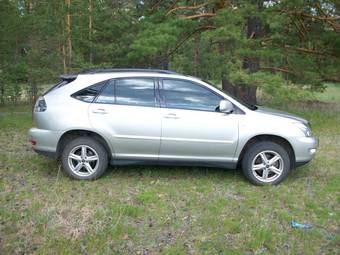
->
xmin=61 ymin=137 xmax=108 ymax=180
xmin=242 ymin=141 xmax=291 ymax=185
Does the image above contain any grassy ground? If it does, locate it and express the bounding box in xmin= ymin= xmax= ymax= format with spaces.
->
xmin=1 ymin=87 xmax=340 ymax=254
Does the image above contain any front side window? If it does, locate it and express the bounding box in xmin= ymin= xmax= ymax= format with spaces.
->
xmin=161 ymin=79 xmax=222 ymax=111
xmin=96 ymin=78 xmax=155 ymax=107
xmin=72 ymin=81 xmax=106 ymax=103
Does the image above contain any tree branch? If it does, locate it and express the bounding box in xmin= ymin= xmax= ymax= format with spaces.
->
xmin=299 ymin=12 xmax=340 ymax=31
xmin=150 ymin=0 xmax=165 ymax=13
xmin=289 ymin=16 xmax=305 ymax=41
xmin=322 ymin=77 xmax=340 ymax=83
xmin=284 ymin=45 xmax=337 ymax=57
xmin=165 ymin=25 xmax=216 ymax=59
xmin=166 ymin=3 xmax=210 ymax=16
xmin=299 ymin=12 xmax=339 ymax=21
xmin=261 ymin=66 xmax=295 ymax=74
xmin=182 ymin=13 xmax=216 ymax=20
xmin=277 ymin=9 xmax=340 ymax=31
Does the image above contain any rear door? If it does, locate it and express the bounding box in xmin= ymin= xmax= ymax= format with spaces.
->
xmin=88 ymin=77 xmax=162 ymax=160
xmin=158 ymin=79 xmax=239 ymax=163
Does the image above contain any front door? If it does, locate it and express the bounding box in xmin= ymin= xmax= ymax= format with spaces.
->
xmin=158 ymin=79 xmax=239 ymax=163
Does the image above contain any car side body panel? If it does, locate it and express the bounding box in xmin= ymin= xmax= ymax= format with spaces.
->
xmin=88 ymin=103 xmax=162 ymax=160
xmin=159 ymin=108 xmax=239 ymax=163
xmin=28 ymin=71 xmax=318 ymax=173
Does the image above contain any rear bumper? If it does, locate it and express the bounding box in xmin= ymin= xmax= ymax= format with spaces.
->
xmin=33 ymin=149 xmax=57 ymax=158
xmin=289 ymin=136 xmax=318 ymax=165
xmin=28 ymin=128 xmax=62 ymax=157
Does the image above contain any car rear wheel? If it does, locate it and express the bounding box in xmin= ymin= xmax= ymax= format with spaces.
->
xmin=242 ymin=141 xmax=291 ymax=185
xmin=61 ymin=137 xmax=108 ymax=180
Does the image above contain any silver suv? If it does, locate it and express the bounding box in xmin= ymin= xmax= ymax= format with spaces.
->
xmin=28 ymin=69 xmax=318 ymax=185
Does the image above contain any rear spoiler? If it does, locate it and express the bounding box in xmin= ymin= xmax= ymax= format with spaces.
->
xmin=60 ymin=74 xmax=77 ymax=82
xmin=43 ymin=74 xmax=78 ymax=95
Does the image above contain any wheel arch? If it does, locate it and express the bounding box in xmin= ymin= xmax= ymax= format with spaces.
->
xmin=237 ymin=135 xmax=295 ymax=169
xmin=56 ymin=129 xmax=113 ymax=159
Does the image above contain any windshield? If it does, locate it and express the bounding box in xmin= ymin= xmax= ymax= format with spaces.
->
xmin=202 ymin=80 xmax=258 ymax=110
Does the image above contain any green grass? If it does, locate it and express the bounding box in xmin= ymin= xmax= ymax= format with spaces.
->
xmin=315 ymin=83 xmax=340 ymax=103
xmin=1 ymin=88 xmax=340 ymax=254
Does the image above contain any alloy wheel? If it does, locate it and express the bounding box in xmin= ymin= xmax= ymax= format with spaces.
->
xmin=251 ymin=150 xmax=284 ymax=183
xmin=67 ymin=145 xmax=99 ymax=177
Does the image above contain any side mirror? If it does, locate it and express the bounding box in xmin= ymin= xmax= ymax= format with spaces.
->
xmin=219 ymin=100 xmax=234 ymax=114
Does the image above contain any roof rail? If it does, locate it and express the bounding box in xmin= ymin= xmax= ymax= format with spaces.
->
xmin=81 ymin=68 xmax=178 ymax=75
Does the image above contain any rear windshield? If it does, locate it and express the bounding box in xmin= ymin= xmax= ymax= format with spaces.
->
xmin=43 ymin=80 xmax=69 ymax=95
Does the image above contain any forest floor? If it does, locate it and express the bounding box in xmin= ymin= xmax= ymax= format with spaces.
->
xmin=1 ymin=85 xmax=339 ymax=254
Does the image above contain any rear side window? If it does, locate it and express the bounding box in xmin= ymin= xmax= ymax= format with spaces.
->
xmin=72 ymin=81 xmax=106 ymax=103
xmin=96 ymin=78 xmax=155 ymax=107
xmin=96 ymin=80 xmax=115 ymax=104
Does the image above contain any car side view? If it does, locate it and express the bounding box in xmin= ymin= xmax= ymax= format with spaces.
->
xmin=28 ymin=69 xmax=318 ymax=185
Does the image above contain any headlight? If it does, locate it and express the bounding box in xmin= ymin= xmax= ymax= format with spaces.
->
xmin=294 ymin=122 xmax=312 ymax=137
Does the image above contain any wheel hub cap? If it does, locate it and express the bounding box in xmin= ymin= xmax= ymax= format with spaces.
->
xmin=68 ymin=145 xmax=99 ymax=177
xmin=251 ymin=150 xmax=284 ymax=183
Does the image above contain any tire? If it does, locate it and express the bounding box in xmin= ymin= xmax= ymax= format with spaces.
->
xmin=61 ymin=137 xmax=108 ymax=180
xmin=241 ymin=141 xmax=291 ymax=185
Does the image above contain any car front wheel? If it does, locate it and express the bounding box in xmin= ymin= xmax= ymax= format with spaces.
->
xmin=242 ymin=141 xmax=291 ymax=185
xmin=61 ymin=137 xmax=108 ymax=180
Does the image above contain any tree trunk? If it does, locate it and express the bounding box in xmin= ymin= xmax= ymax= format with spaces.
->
xmin=162 ymin=59 xmax=169 ymax=70
xmin=222 ymin=80 xmax=257 ymax=104
xmin=62 ymin=43 xmax=67 ymax=73
xmin=0 ymin=69 xmax=4 ymax=105
xmin=239 ymin=1 xmax=264 ymax=105
xmin=193 ymin=33 xmax=200 ymax=76
xmin=65 ymin=0 xmax=72 ymax=69
xmin=89 ymin=0 xmax=93 ymax=64
xmin=27 ymin=0 xmax=37 ymax=105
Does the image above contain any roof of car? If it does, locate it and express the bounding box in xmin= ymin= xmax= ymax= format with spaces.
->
xmin=60 ymin=68 xmax=200 ymax=85
xmin=60 ymin=68 xmax=192 ymax=83
xmin=81 ymin=68 xmax=179 ymax=75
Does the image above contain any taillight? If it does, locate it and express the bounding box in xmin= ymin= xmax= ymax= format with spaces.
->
xmin=29 ymin=140 xmax=37 ymax=145
xmin=34 ymin=96 xmax=47 ymax=112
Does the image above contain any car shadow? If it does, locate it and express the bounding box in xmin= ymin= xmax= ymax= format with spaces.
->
xmin=41 ymin=157 xmax=245 ymax=183
xmin=104 ymin=164 xmax=245 ymax=181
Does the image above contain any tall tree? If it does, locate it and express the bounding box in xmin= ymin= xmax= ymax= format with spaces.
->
xmin=65 ymin=0 xmax=72 ymax=70
xmin=0 ymin=0 xmax=339 ymax=105
xmin=88 ymin=0 xmax=93 ymax=64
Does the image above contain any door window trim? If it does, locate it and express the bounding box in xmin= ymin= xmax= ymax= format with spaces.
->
xmin=93 ymin=77 xmax=160 ymax=108
xmin=158 ymin=78 xmax=224 ymax=113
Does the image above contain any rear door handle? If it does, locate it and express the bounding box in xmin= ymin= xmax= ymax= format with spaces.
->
xmin=92 ymin=108 xmax=108 ymax=114
xmin=163 ymin=113 xmax=179 ymax=119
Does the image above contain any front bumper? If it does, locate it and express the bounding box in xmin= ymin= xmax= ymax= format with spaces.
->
xmin=289 ymin=136 xmax=319 ymax=165
xmin=28 ymin=128 xmax=62 ymax=157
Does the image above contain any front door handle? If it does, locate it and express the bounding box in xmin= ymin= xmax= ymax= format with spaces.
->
xmin=92 ymin=108 xmax=108 ymax=114
xmin=163 ymin=113 xmax=179 ymax=119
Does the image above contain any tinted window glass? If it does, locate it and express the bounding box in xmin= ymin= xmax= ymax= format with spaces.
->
xmin=162 ymin=79 xmax=222 ymax=111
xmin=96 ymin=80 xmax=115 ymax=104
xmin=72 ymin=81 xmax=106 ymax=102
xmin=97 ymin=78 xmax=155 ymax=107
xmin=116 ymin=78 xmax=155 ymax=107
